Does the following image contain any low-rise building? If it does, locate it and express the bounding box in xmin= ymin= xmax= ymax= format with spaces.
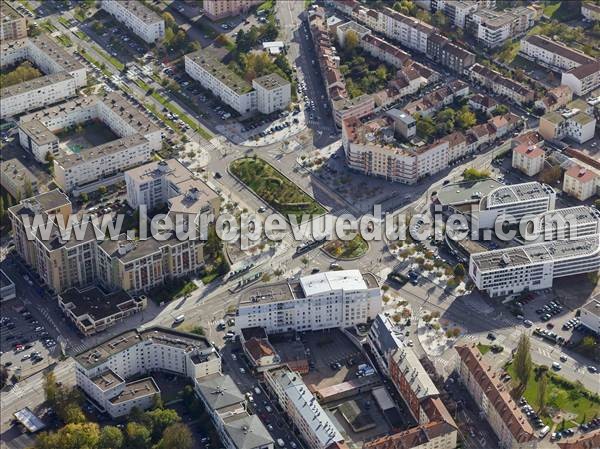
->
xmin=58 ymin=286 xmax=146 ymax=336
xmin=468 ymin=93 xmax=498 ymax=114
xmin=75 ymin=326 xmax=221 ymax=417
xmin=0 ymin=36 xmax=86 ymax=118
xmin=0 ymin=158 xmax=38 ymax=200
xmin=582 ymin=2 xmax=600 ymax=21
xmin=264 ymin=367 xmax=344 ymax=449
xmin=562 ymin=163 xmax=599 ymax=201
xmin=456 ymin=345 xmax=537 ymax=449
xmin=101 ymin=0 xmax=165 ymax=43
xmin=520 ymin=35 xmax=595 ymax=72
xmin=580 ymin=299 xmax=600 ymax=335
xmin=235 ymin=270 xmax=381 ymax=334
xmin=19 ymin=93 xmax=162 ymax=191
xmin=364 ymin=421 xmax=457 ymax=449
xmin=511 ymin=143 xmax=545 ymax=177
xmin=0 ymin=269 xmax=16 ymax=302
xmin=534 ymin=85 xmax=573 ymax=113
xmin=538 ymin=109 xmax=596 ymax=144
xmin=469 ymin=234 xmax=600 ymax=297
xmin=203 ymin=0 xmax=261 ymax=20
xmin=561 ymin=61 xmax=600 ymax=97
xmin=469 ymin=63 xmax=534 ymax=105
xmin=185 ymin=51 xmax=290 ymax=115
xmin=0 ymin=1 xmax=27 ymax=41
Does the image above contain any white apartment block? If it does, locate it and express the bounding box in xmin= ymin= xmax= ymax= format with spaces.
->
xmin=185 ymin=51 xmax=290 ymax=115
xmin=467 ymin=7 xmax=535 ymax=48
xmin=561 ymin=61 xmax=600 ymax=97
xmin=456 ymin=345 xmax=537 ymax=449
xmin=582 ymin=2 xmax=600 ymax=21
xmin=18 ymin=92 xmax=161 ymax=191
xmin=0 ymin=1 xmax=27 ymax=41
xmin=580 ymin=299 xmax=600 ymax=335
xmin=75 ymin=327 xmax=221 ymax=417
xmin=101 ymin=0 xmax=165 ymax=43
xmin=563 ymin=164 xmax=600 ymax=201
xmin=520 ymin=35 xmax=595 ymax=72
xmin=0 ymin=36 xmax=86 ymax=118
xmin=0 ymin=157 xmax=38 ymax=200
xmin=474 ymin=182 xmax=556 ymax=230
xmin=203 ymin=0 xmax=261 ymax=20
xmin=538 ymin=110 xmax=596 ymax=144
xmin=469 ymin=234 xmax=600 ymax=297
xmin=264 ymin=367 xmax=344 ymax=449
xmin=382 ymin=7 xmax=435 ymax=54
xmin=125 ymin=158 xmax=220 ymax=214
xmin=235 ymin=270 xmax=381 ymax=334
xmin=511 ymin=144 xmax=545 ymax=177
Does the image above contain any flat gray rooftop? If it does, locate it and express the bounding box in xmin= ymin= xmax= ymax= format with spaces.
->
xmin=487 ymin=182 xmax=553 ymax=207
xmin=437 ymin=179 xmax=503 ymax=207
xmin=59 ymin=286 xmax=140 ymax=321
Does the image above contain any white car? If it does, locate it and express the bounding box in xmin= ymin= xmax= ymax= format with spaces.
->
xmin=240 ymin=367 xmax=246 ymax=374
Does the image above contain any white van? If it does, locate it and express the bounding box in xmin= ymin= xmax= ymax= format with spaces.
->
xmin=539 ymin=426 xmax=550 ymax=438
xmin=174 ymin=315 xmax=185 ymax=324
xmin=277 ymin=439 xmax=285 ymax=447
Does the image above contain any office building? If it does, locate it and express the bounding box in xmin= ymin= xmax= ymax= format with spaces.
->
xmin=0 ymin=158 xmax=38 ymax=200
xmin=18 ymin=93 xmax=162 ymax=192
xmin=561 ymin=61 xmax=600 ymax=97
xmin=562 ymin=163 xmax=600 ymax=201
xmin=101 ymin=0 xmax=165 ymax=43
xmin=0 ymin=269 xmax=16 ymax=302
xmin=524 ymin=206 xmax=600 ymax=243
xmin=520 ymin=35 xmax=595 ymax=72
xmin=203 ymin=0 xmax=261 ymax=20
xmin=474 ymin=182 xmax=556 ymax=230
xmin=511 ymin=144 xmax=545 ymax=177
xmin=264 ymin=367 xmax=344 ymax=449
xmin=58 ymin=286 xmax=147 ymax=336
xmin=580 ymin=299 xmax=600 ymax=335
xmin=75 ymin=326 xmax=220 ymax=417
xmin=456 ymin=345 xmax=537 ymax=449
xmin=185 ymin=51 xmax=290 ymax=115
xmin=469 ymin=234 xmax=600 ymax=297
xmin=0 ymin=1 xmax=27 ymax=41
xmin=0 ymin=36 xmax=86 ymax=118
xmin=235 ymin=270 xmax=381 ymax=334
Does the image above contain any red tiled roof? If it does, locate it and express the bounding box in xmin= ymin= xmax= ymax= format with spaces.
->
xmin=244 ymin=337 xmax=275 ymax=362
xmin=514 ymin=143 xmax=544 ymax=159
xmin=363 ymin=421 xmax=455 ymax=449
xmin=565 ymin=164 xmax=598 ymax=183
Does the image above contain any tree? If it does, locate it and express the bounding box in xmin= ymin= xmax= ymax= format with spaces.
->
xmin=155 ymin=423 xmax=193 ymax=449
xmin=456 ymin=107 xmax=476 ymax=129
xmin=98 ymin=186 xmax=108 ymax=195
xmin=23 ymin=177 xmax=33 ymax=198
xmin=537 ymin=371 xmax=548 ymax=415
xmin=34 ymin=423 xmax=101 ymax=449
xmin=43 ymin=372 xmax=59 ymax=404
xmin=126 ymin=422 xmax=151 ymax=449
xmin=145 ymin=407 xmax=181 ymax=440
xmin=99 ymin=425 xmax=124 ymax=449
xmin=453 ymin=263 xmax=466 ymax=278
xmin=514 ymin=334 xmax=532 ymax=389
xmin=80 ymin=192 xmax=89 ymax=203
xmin=537 ymin=165 xmax=562 ymax=185
xmin=344 ymin=30 xmax=359 ymax=52
xmin=162 ymin=12 xmax=175 ymax=29
xmin=0 ymin=365 xmax=8 ymax=388
xmin=416 ymin=114 xmax=436 ymax=141
xmin=431 ymin=10 xmax=448 ymax=29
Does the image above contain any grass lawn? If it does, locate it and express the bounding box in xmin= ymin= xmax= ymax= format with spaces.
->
xmin=79 ymin=50 xmax=111 ymax=77
xmin=92 ymin=44 xmax=124 ymax=71
xmin=477 ymin=343 xmax=491 ymax=355
xmin=58 ymin=16 xmax=70 ymax=28
xmin=150 ymin=91 xmax=213 ymax=140
xmin=506 ymin=362 xmax=600 ymax=426
xmin=230 ymin=157 xmax=326 ymax=222
xmin=323 ymin=234 xmax=368 ymax=259
xmin=74 ymin=31 xmax=89 ymax=41
xmin=56 ymin=34 xmax=73 ymax=47
xmin=543 ymin=1 xmax=581 ymax=21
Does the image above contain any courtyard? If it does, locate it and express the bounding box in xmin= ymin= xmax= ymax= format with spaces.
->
xmin=56 ymin=120 xmax=119 ymax=154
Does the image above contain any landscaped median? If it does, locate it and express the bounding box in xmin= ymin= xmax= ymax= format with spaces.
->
xmin=323 ymin=234 xmax=368 ymax=260
xmin=229 ymin=157 xmax=326 ymax=222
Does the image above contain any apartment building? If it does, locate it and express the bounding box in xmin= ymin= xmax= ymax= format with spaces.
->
xmin=474 ymin=182 xmax=556 ymax=230
xmin=235 ymin=270 xmax=381 ymax=334
xmin=433 ymin=0 xmax=479 ymax=28
xmin=582 ymin=2 xmax=600 ymax=21
xmin=469 ymin=93 xmax=498 ymax=114
xmin=538 ymin=109 xmax=596 ymax=144
xmin=382 ymin=7 xmax=436 ymax=54
xmin=264 ymin=367 xmax=344 ymax=449
xmin=18 ymin=93 xmax=162 ymax=191
xmin=0 ymin=1 xmax=27 ymax=41
xmin=469 ymin=63 xmax=534 ymax=105
xmin=563 ymin=163 xmax=600 ymax=201
xmin=364 ymin=421 xmax=457 ymax=449
xmin=521 ymin=35 xmax=595 ymax=72
xmin=0 ymin=269 xmax=16 ymax=302
xmin=0 ymin=36 xmax=86 ymax=118
xmin=0 ymin=158 xmax=38 ymax=200
xmin=125 ymin=158 xmax=220 ymax=214
xmin=580 ymin=299 xmax=600 ymax=335
xmin=185 ymin=51 xmax=290 ymax=115
xmin=196 ymin=374 xmax=273 ymax=449
xmin=511 ymin=144 xmax=545 ymax=177
xmin=58 ymin=286 xmax=147 ymax=336
xmin=535 ymin=85 xmax=573 ymax=113
xmin=101 ymin=0 xmax=164 ymax=43
xmin=469 ymin=234 xmax=600 ymax=297
xmin=561 ymin=61 xmax=600 ymax=97
xmin=467 ymin=6 xmax=535 ymax=48
xmin=426 ymin=33 xmax=476 ymax=74
xmin=456 ymin=345 xmax=537 ymax=449
xmin=203 ymin=0 xmax=261 ymax=20
xmin=75 ymin=326 xmax=220 ymax=417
